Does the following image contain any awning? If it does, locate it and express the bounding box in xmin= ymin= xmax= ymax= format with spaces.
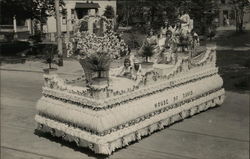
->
xmin=75 ymin=2 xmax=100 ymax=9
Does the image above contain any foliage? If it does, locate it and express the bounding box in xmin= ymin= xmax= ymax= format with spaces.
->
xmin=68 ymin=15 xmax=129 ymax=75
xmin=43 ymin=44 xmax=57 ymax=69
xmin=124 ymin=33 xmax=141 ymax=50
xmin=117 ymin=0 xmax=218 ymax=35
xmin=138 ymin=40 xmax=154 ymax=62
xmin=103 ymin=5 xmax=115 ymax=19
xmin=0 ymin=0 xmax=65 ymax=24
xmin=32 ymin=0 xmax=65 ymax=33
xmin=0 ymin=0 xmax=65 ymax=38
xmin=80 ymin=52 xmax=111 ymax=72
xmin=68 ymin=31 xmax=128 ymax=59
xmin=0 ymin=0 xmax=33 ymax=24
xmin=228 ymin=0 xmax=250 ymax=32
xmin=243 ymin=58 xmax=250 ymax=68
xmin=188 ymin=0 xmax=218 ymax=35
xmin=68 ymin=15 xmax=129 ymax=59
xmin=29 ymin=30 xmax=43 ymax=43
xmin=32 ymin=0 xmax=65 ymax=21
xmin=0 ymin=41 xmax=30 ymax=56
xmin=1 ymin=32 xmax=14 ymax=41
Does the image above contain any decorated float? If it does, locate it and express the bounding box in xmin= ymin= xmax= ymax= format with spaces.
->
xmin=35 ymin=15 xmax=225 ymax=155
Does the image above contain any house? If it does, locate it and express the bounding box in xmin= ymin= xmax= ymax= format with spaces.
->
xmin=216 ymin=0 xmax=250 ymax=26
xmin=45 ymin=0 xmax=116 ymax=38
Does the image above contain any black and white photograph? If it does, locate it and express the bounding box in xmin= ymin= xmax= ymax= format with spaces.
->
xmin=0 ymin=0 xmax=249 ymax=158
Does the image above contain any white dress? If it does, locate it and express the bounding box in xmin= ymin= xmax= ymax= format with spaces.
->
xmin=180 ymin=14 xmax=191 ymax=34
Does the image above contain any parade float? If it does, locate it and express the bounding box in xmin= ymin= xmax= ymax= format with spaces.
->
xmin=35 ymin=15 xmax=225 ymax=155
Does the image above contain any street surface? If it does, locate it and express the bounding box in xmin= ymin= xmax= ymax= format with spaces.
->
xmin=1 ymin=70 xmax=249 ymax=159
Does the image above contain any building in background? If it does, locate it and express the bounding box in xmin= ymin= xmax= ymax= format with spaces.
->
xmin=45 ymin=0 xmax=116 ymax=41
xmin=216 ymin=0 xmax=250 ymax=26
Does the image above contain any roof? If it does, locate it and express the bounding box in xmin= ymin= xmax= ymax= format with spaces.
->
xmin=75 ymin=2 xmax=100 ymax=9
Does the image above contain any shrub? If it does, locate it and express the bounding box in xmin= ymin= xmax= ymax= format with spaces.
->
xmin=243 ymin=58 xmax=250 ymax=68
xmin=3 ymin=32 xmax=14 ymax=41
xmin=138 ymin=40 xmax=154 ymax=62
xmin=29 ymin=34 xmax=42 ymax=43
xmin=43 ymin=44 xmax=57 ymax=69
xmin=103 ymin=5 xmax=115 ymax=19
xmin=0 ymin=41 xmax=30 ymax=56
xmin=234 ymin=77 xmax=249 ymax=90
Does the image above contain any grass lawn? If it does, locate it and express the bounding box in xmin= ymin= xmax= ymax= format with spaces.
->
xmin=217 ymin=50 xmax=250 ymax=92
xmin=215 ymin=30 xmax=250 ymax=92
xmin=215 ymin=30 xmax=250 ymax=48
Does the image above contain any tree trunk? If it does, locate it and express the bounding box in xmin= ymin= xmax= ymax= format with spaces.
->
xmin=235 ymin=10 xmax=240 ymax=32
xmin=239 ymin=9 xmax=244 ymax=32
xmin=98 ymin=71 xmax=102 ymax=78
xmin=151 ymin=7 xmax=155 ymax=25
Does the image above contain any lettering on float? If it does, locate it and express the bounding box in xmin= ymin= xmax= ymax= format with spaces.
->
xmin=154 ymin=90 xmax=193 ymax=108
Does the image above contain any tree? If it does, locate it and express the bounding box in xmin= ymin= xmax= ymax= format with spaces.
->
xmin=117 ymin=0 xmax=217 ymax=34
xmin=229 ymin=0 xmax=250 ymax=32
xmin=188 ymin=0 xmax=218 ymax=35
xmin=43 ymin=44 xmax=57 ymax=69
xmin=0 ymin=0 xmax=65 ymax=32
xmin=103 ymin=5 xmax=115 ymax=19
xmin=0 ymin=0 xmax=33 ymax=24
xmin=32 ymin=0 xmax=65 ymax=32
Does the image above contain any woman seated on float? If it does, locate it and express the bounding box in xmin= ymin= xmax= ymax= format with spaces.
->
xmin=146 ymin=29 xmax=158 ymax=47
xmin=160 ymin=20 xmax=169 ymax=38
xmin=117 ymin=58 xmax=143 ymax=82
xmin=117 ymin=58 xmax=133 ymax=79
xmin=191 ymin=29 xmax=200 ymax=48
xmin=131 ymin=59 xmax=143 ymax=82
xmin=179 ymin=10 xmax=191 ymax=34
xmin=156 ymin=30 xmax=175 ymax=64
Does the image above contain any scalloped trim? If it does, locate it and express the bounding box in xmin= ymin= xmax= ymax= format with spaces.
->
xmin=42 ymin=70 xmax=218 ymax=110
xmin=36 ymin=88 xmax=224 ymax=155
xmin=43 ymin=47 xmax=216 ymax=100
xmin=36 ymin=88 xmax=224 ymax=136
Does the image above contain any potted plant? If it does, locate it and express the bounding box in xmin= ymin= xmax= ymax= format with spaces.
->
xmin=42 ymin=44 xmax=58 ymax=74
xmin=138 ymin=40 xmax=154 ymax=70
xmin=67 ymin=15 xmax=128 ymax=85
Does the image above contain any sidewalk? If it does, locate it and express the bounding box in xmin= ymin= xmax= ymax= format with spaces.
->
xmin=0 ymin=59 xmax=84 ymax=76
xmin=1 ymin=24 xmax=250 ymax=75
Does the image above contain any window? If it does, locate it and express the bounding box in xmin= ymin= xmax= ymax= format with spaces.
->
xmin=71 ymin=9 xmax=75 ymax=19
xmin=62 ymin=16 xmax=67 ymax=25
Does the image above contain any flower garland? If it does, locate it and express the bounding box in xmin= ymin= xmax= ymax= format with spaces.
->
xmin=42 ymin=72 xmax=218 ymax=111
xmin=37 ymin=87 xmax=224 ymax=137
xmin=43 ymin=48 xmax=216 ymax=103
xmin=190 ymin=46 xmax=215 ymax=67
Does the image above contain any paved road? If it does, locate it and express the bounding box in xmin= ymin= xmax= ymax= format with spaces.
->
xmin=1 ymin=70 xmax=249 ymax=159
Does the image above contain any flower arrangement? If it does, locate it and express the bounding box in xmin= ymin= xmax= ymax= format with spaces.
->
xmin=67 ymin=15 xmax=129 ymax=83
xmin=67 ymin=15 xmax=128 ymax=60
xmin=67 ymin=31 xmax=128 ymax=59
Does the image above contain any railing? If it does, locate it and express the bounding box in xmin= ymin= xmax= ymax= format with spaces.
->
xmin=0 ymin=25 xmax=29 ymax=32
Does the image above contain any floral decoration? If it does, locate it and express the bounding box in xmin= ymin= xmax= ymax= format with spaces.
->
xmin=67 ymin=15 xmax=129 ymax=60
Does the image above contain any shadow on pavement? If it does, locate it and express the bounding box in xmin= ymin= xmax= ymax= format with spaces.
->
xmin=215 ymin=30 xmax=250 ymax=48
xmin=216 ymin=50 xmax=250 ymax=93
xmin=33 ymin=106 xmax=221 ymax=158
xmin=34 ymin=130 xmax=109 ymax=159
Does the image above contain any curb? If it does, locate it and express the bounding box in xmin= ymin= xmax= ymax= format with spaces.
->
xmin=0 ymin=68 xmax=43 ymax=73
xmin=0 ymin=68 xmax=82 ymax=76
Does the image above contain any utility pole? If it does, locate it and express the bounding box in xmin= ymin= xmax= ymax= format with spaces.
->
xmin=13 ymin=15 xmax=18 ymax=39
xmin=55 ymin=0 xmax=63 ymax=66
